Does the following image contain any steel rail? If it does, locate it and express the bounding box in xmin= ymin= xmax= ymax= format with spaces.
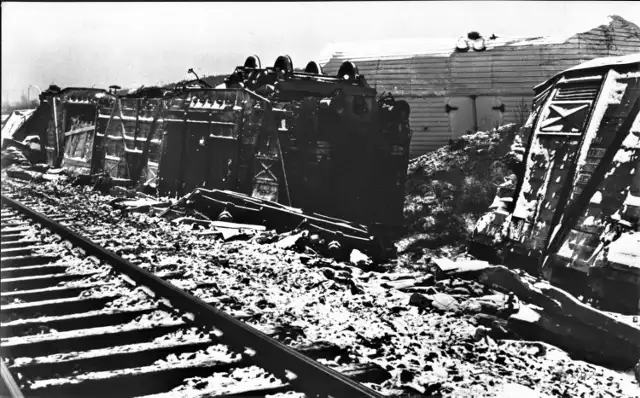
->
xmin=0 ymin=357 xmax=24 ymax=398
xmin=0 ymin=195 xmax=383 ymax=398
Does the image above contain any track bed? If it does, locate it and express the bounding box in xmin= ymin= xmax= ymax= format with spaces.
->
xmin=0 ymin=195 xmax=382 ymax=398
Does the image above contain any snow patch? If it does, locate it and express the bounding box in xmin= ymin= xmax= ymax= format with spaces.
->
xmin=623 ymin=191 xmax=640 ymax=207
xmin=612 ymin=147 xmax=636 ymax=164
xmin=513 ymin=305 xmax=542 ymax=323
xmin=607 ymin=82 xmax=628 ymax=104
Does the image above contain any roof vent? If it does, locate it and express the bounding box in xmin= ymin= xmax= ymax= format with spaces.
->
xmin=244 ymin=55 xmax=261 ymax=69
xmin=274 ymin=55 xmax=294 ymax=75
xmin=46 ymin=84 xmax=62 ymax=93
xmin=305 ymin=61 xmax=324 ymax=75
xmin=455 ymin=37 xmax=470 ymax=52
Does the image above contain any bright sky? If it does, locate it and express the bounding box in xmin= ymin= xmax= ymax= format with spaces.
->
xmin=2 ymin=1 xmax=639 ymax=103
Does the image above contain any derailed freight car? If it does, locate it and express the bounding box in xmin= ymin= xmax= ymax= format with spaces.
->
xmin=92 ymin=87 xmax=167 ymax=185
xmin=470 ymin=54 xmax=640 ymax=314
xmin=22 ymin=55 xmax=411 ymax=238
xmin=211 ymin=55 xmax=411 ymax=230
xmin=29 ymin=86 xmax=114 ymax=172
xmin=148 ymin=55 xmax=410 ymax=232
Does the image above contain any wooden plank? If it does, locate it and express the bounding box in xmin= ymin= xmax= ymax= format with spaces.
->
xmin=64 ymin=125 xmax=94 ymax=137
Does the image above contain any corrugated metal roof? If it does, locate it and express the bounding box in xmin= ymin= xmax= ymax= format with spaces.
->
xmin=534 ymin=53 xmax=640 ymax=91
xmin=317 ymin=35 xmax=568 ymax=65
xmin=318 ymin=15 xmax=639 ymax=67
xmin=564 ymin=52 xmax=640 ymax=73
xmin=318 ymin=15 xmax=640 ymax=157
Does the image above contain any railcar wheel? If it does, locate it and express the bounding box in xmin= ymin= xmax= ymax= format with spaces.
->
xmin=244 ymin=55 xmax=262 ymax=69
xmin=304 ymin=61 xmax=324 ymax=75
xmin=337 ymin=61 xmax=359 ymax=81
xmin=274 ymin=55 xmax=294 ymax=75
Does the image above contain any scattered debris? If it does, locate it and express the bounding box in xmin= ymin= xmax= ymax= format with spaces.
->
xmin=349 ymin=249 xmax=372 ymax=268
xmin=425 ymin=260 xmax=640 ymax=370
xmin=160 ymin=188 xmax=389 ymax=262
xmin=3 ymin=180 xmax=639 ymax=397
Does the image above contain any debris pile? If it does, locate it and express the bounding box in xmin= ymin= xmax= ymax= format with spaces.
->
xmin=420 ymin=258 xmax=640 ymax=370
xmin=158 ymin=188 xmax=383 ymax=265
xmin=400 ymin=124 xmax=523 ymax=258
xmin=1 ymin=140 xmax=41 ymax=168
xmin=3 ymin=163 xmax=70 ymax=184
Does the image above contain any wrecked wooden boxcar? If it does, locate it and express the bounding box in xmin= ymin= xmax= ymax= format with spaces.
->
xmin=214 ymin=55 xmax=412 ymax=230
xmin=91 ymin=87 xmax=166 ymax=185
xmin=35 ymin=86 xmax=115 ymax=174
xmin=152 ymin=55 xmax=411 ymax=233
xmin=19 ymin=55 xmax=411 ymax=239
xmin=470 ymin=53 xmax=640 ymax=314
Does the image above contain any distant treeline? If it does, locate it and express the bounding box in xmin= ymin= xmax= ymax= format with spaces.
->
xmin=1 ymin=95 xmax=39 ymax=114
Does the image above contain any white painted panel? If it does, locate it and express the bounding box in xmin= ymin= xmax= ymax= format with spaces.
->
xmin=476 ymin=96 xmax=504 ymax=131
xmin=501 ymin=96 xmax=534 ymax=126
xmin=447 ymin=97 xmax=475 ymax=138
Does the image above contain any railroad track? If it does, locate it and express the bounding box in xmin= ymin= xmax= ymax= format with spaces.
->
xmin=0 ymin=194 xmax=384 ymax=398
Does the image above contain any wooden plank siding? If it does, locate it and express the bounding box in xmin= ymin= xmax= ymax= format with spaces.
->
xmin=320 ymin=15 xmax=640 ymax=157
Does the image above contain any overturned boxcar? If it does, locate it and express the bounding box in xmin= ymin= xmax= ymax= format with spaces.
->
xmin=470 ymin=54 xmax=640 ymax=314
xmin=91 ymin=87 xmax=166 ymax=185
xmin=9 ymin=86 xmax=113 ymax=169
xmin=26 ymin=55 xmax=411 ymax=238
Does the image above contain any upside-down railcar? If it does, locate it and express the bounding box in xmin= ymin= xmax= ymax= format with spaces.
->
xmin=18 ymin=55 xmax=411 ymax=239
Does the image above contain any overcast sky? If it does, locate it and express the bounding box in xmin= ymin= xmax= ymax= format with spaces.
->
xmin=2 ymin=1 xmax=639 ymax=103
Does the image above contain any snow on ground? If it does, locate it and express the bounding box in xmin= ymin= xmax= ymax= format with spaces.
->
xmin=2 ymin=176 xmax=637 ymax=397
